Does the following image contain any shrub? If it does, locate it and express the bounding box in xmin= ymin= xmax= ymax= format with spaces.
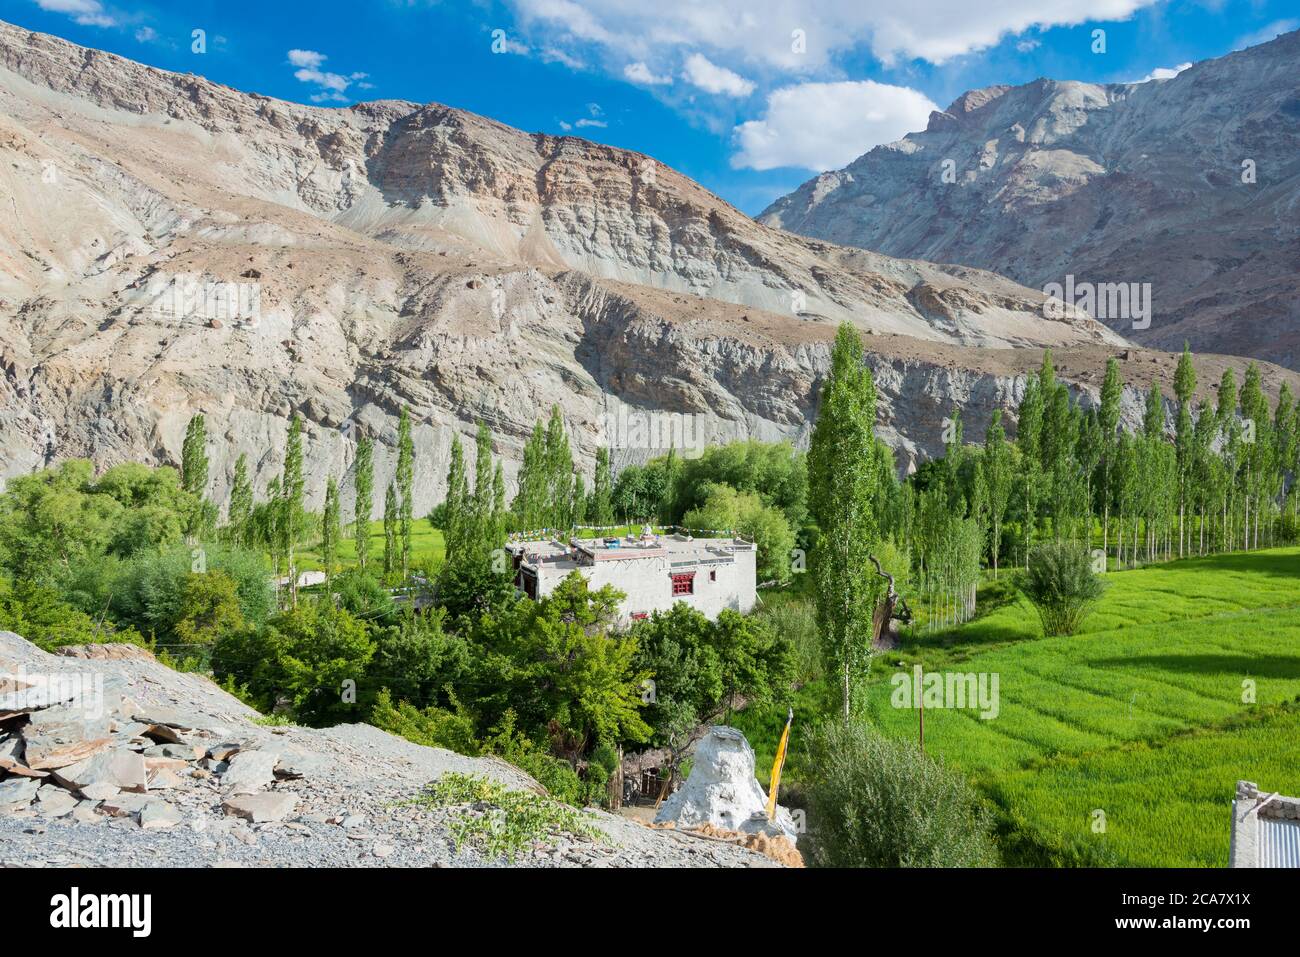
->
xmin=803 ymin=720 xmax=998 ymax=868
xmin=1017 ymin=541 xmax=1106 ymax=636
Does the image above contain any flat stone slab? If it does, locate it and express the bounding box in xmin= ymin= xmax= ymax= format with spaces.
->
xmin=131 ymin=707 xmax=196 ymax=730
xmin=51 ymin=749 xmax=148 ymax=794
xmin=99 ymin=793 xmax=156 ymax=818
xmin=139 ymin=800 xmax=182 ymax=829
xmin=0 ymin=777 xmax=39 ymax=806
xmin=220 ymin=750 xmax=279 ymax=794
xmin=222 ymin=792 xmax=298 ymax=823
xmin=34 ymin=786 xmax=78 ymax=817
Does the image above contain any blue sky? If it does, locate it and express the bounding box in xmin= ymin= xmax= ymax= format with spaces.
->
xmin=7 ymin=0 xmax=1298 ymax=213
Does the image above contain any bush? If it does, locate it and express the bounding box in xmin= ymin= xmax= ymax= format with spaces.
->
xmin=803 ymin=720 xmax=998 ymax=867
xmin=1017 ymin=541 xmax=1106 ymax=636
xmin=757 ymin=598 xmax=821 ymax=682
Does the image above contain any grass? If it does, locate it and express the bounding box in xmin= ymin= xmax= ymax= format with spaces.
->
xmin=742 ymin=546 xmax=1300 ymax=866
xmin=411 ymin=772 xmax=605 ymax=861
xmin=294 ymin=520 xmax=446 ymax=573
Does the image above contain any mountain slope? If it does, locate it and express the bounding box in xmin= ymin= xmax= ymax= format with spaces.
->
xmin=761 ymin=29 xmax=1300 ymax=369
xmin=0 ymin=20 xmax=1290 ymax=513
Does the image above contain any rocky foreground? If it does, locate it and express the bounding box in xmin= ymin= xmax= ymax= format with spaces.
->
xmin=0 ymin=632 xmax=777 ymax=868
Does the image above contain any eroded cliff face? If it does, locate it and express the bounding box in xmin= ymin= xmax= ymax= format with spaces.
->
xmin=0 ymin=20 xmax=1290 ymax=515
xmin=761 ymin=29 xmax=1300 ymax=370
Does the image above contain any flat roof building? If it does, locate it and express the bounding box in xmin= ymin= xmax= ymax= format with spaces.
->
xmin=505 ymin=528 xmax=757 ymax=625
xmin=1229 ymin=780 xmax=1300 ymax=867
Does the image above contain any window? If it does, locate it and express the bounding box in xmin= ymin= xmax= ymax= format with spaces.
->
xmin=671 ymin=572 xmax=695 ymax=596
xmin=709 ymin=569 xmax=717 ymax=582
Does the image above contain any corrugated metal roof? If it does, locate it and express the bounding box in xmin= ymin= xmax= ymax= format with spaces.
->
xmin=1258 ymin=818 xmax=1300 ymax=868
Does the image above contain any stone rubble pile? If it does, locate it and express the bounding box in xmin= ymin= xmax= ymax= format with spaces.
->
xmin=0 ymin=632 xmax=782 ymax=868
xmin=1 ymin=670 xmax=303 ymax=830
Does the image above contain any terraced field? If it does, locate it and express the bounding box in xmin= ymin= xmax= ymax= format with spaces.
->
xmin=742 ymin=547 xmax=1300 ymax=866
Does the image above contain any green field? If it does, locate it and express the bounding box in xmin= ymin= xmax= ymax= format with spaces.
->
xmin=294 ymin=521 xmax=446 ymax=573
xmin=741 ymin=547 xmax=1300 ymax=867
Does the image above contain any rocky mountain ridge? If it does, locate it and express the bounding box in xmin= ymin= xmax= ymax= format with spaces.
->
xmin=761 ymin=28 xmax=1300 ymax=370
xmin=0 ymin=20 xmax=1294 ymax=514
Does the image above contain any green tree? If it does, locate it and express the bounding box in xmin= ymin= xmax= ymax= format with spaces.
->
xmin=590 ymin=446 xmax=614 ymax=528
xmin=227 ymin=453 xmax=253 ymax=546
xmin=353 ymin=435 xmax=374 ymax=571
xmin=981 ymin=410 xmax=1013 ymax=578
xmin=383 ymin=484 xmax=398 ymax=579
xmin=321 ymin=477 xmax=340 ymax=588
xmin=282 ymin=415 xmax=305 ymax=607
xmin=808 ymin=324 xmax=883 ymax=720
xmin=1097 ymin=358 xmax=1123 ymax=560
xmin=396 ymin=407 xmax=414 ymax=580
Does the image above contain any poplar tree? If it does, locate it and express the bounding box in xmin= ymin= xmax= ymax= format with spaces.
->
xmin=383 ymin=483 xmax=398 ymax=578
xmin=808 ymin=324 xmax=882 ymax=721
xmin=282 ymin=415 xmax=304 ymax=607
xmin=443 ymin=434 xmax=468 ymax=563
xmin=1098 ymin=358 xmax=1123 ymax=559
xmin=981 ymin=411 xmax=1013 ymax=578
xmin=396 ymin=407 xmax=414 ymax=579
xmin=227 ymin=453 xmax=253 ymax=546
xmin=322 ymin=476 xmax=340 ymax=588
xmin=181 ymin=414 xmax=209 ymax=497
xmin=591 ymin=446 xmax=614 ymax=528
xmin=1174 ymin=344 xmax=1197 ymax=556
xmin=353 ymin=435 xmax=373 ymax=572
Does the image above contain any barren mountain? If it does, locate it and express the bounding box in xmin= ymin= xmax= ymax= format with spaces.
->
xmin=0 ymin=20 xmax=1292 ymax=513
xmin=761 ymin=29 xmax=1300 ymax=370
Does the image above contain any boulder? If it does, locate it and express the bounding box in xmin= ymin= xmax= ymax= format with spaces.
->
xmin=654 ymin=726 xmax=798 ymax=842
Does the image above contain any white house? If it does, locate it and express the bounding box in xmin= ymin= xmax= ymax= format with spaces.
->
xmin=505 ymin=529 xmax=757 ymax=624
xmin=1230 ymin=780 xmax=1300 ymax=867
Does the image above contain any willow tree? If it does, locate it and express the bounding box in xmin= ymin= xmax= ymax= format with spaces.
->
xmin=808 ymin=324 xmax=883 ymax=721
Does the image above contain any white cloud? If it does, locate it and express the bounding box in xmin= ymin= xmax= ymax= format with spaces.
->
xmin=575 ymin=118 xmax=607 ymax=128
xmin=624 ymin=61 xmax=672 ymax=85
xmin=682 ymin=53 xmax=754 ymax=97
xmin=1233 ymin=19 xmax=1299 ymax=51
xmin=1016 ymin=38 xmax=1041 ymax=52
xmin=287 ymin=50 xmax=371 ymax=103
xmin=1135 ymin=61 xmax=1191 ymax=83
xmin=733 ymin=80 xmax=938 ymax=171
xmin=34 ymin=0 xmax=115 ymax=27
xmin=134 ymin=26 xmax=158 ymax=44
xmin=508 ymin=0 xmax=1161 ymax=69
xmin=288 ymin=49 xmax=327 ymax=69
xmin=542 ymin=47 xmax=584 ymax=68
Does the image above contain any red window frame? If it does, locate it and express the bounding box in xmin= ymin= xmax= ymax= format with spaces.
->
xmin=671 ymin=572 xmax=695 ymax=596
